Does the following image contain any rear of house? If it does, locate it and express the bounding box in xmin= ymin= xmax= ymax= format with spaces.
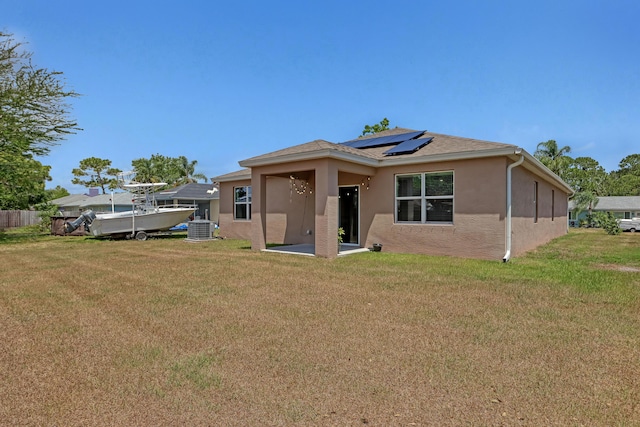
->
xmin=214 ymin=128 xmax=572 ymax=260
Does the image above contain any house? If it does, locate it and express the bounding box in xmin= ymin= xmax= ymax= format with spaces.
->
xmin=51 ymin=191 xmax=135 ymax=215
xmin=568 ymin=196 xmax=640 ymax=226
xmin=213 ymin=128 xmax=573 ymax=260
xmin=154 ymin=183 xmax=220 ymax=223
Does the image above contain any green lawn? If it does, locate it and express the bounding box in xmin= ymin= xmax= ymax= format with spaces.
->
xmin=0 ymin=229 xmax=638 ymax=425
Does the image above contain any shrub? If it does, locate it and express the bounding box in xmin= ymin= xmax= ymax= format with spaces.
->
xmin=599 ymin=212 xmax=621 ymax=235
xmin=35 ymin=202 xmax=59 ymax=232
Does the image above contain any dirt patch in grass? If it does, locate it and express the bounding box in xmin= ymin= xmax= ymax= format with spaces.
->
xmin=596 ymin=264 xmax=640 ymax=273
xmin=1 ymin=234 xmax=639 ymax=425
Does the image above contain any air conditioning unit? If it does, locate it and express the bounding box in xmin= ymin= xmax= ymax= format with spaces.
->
xmin=187 ymin=220 xmax=212 ymax=241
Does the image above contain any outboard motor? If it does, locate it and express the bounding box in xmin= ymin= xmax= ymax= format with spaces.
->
xmin=64 ymin=210 xmax=96 ymax=234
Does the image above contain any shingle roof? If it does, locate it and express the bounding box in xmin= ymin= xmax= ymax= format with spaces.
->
xmin=238 ymin=128 xmax=517 ymax=166
xmin=214 ymin=127 xmax=570 ymax=193
xmin=354 ymin=131 xmax=517 ymax=160
xmin=51 ymin=192 xmax=135 ymax=209
xmin=240 ymin=139 xmax=379 ymax=164
xmin=155 ymin=183 xmax=219 ymax=200
xmin=50 ymin=194 xmax=91 ymax=206
xmin=211 ymin=168 xmax=252 ymax=182
xmin=569 ymin=196 xmax=640 ymax=211
xmin=79 ymin=192 xmax=134 ymax=208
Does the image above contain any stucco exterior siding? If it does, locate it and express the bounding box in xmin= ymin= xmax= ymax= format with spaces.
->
xmin=265 ymin=177 xmax=315 ymax=245
xmin=214 ymin=128 xmax=573 ymax=260
xmin=218 ymin=179 xmax=252 ymax=240
xmin=361 ymin=157 xmax=509 ymax=259
xmin=510 ymin=167 xmax=569 ymax=256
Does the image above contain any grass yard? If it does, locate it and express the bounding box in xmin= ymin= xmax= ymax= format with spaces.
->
xmin=0 ymin=229 xmax=639 ymax=426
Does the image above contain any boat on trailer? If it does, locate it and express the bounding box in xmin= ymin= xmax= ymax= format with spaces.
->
xmin=64 ymin=183 xmax=196 ymax=240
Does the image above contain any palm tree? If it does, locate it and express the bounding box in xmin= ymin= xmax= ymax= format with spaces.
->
xmin=131 ymin=157 xmax=160 ymax=183
xmin=175 ymin=156 xmax=207 ymax=185
xmin=572 ymin=190 xmax=599 ymax=226
xmin=534 ymin=140 xmax=571 ymax=177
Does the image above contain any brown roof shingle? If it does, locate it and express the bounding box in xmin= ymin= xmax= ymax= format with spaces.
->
xmin=239 ymin=128 xmax=517 ymax=166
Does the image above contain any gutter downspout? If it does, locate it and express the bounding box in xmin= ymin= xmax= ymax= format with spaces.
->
xmin=503 ymin=149 xmax=524 ymax=262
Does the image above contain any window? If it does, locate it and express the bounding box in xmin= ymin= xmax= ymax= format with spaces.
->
xmin=395 ymin=172 xmax=453 ymax=223
xmin=551 ymin=190 xmax=555 ymax=221
xmin=234 ymin=186 xmax=251 ymax=220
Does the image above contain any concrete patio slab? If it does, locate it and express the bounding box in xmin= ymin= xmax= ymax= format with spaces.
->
xmin=262 ymin=244 xmax=370 ymax=257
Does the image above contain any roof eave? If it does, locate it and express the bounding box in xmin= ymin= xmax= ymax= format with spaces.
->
xmin=213 ymin=173 xmax=252 ymax=182
xmin=381 ymin=147 xmax=572 ymax=193
xmin=378 ymin=147 xmax=520 ymax=167
xmin=232 ymin=146 xmax=573 ymax=194
xmin=519 ymin=151 xmax=574 ymax=194
xmin=238 ymin=149 xmax=378 ymax=168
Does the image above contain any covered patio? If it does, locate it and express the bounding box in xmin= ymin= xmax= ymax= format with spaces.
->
xmin=240 ymin=144 xmax=377 ymax=259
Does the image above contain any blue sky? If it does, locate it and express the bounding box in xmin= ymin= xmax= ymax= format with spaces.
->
xmin=4 ymin=0 xmax=640 ymax=192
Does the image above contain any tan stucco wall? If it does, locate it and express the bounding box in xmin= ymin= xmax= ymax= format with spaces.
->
xmin=510 ymin=167 xmax=569 ymax=257
xmin=218 ymin=179 xmax=252 ymax=239
xmin=220 ymin=155 xmax=569 ymax=260
xmin=361 ymin=157 xmax=509 ymax=260
xmin=263 ymin=176 xmax=315 ymax=245
xmin=219 ymin=177 xmax=315 ymax=243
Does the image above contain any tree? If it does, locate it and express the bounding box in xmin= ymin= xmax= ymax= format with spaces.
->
xmin=534 ymin=140 xmax=571 ymax=177
xmin=572 ymin=190 xmax=599 ymax=223
xmin=361 ymin=118 xmax=390 ymax=136
xmin=0 ymin=151 xmax=51 ymax=209
xmin=0 ymin=32 xmax=80 ymax=156
xmin=175 ymin=156 xmax=207 ymax=184
xmin=71 ymin=157 xmax=122 ymax=194
xmin=564 ymin=157 xmax=607 ymax=195
xmin=45 ymin=185 xmax=69 ymax=201
xmin=607 ymin=154 xmax=640 ymax=196
xmin=131 ymin=154 xmax=174 ymax=184
xmin=131 ymin=154 xmax=206 ymax=186
xmin=0 ymin=32 xmax=79 ymax=209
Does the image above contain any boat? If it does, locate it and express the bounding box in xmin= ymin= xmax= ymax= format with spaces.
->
xmin=64 ymin=183 xmax=196 ymax=240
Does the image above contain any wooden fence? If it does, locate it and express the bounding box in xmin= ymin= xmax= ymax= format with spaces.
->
xmin=0 ymin=210 xmax=42 ymax=229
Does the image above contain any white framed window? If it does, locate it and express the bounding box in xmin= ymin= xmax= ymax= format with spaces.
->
xmin=234 ymin=186 xmax=251 ymax=220
xmin=395 ymin=171 xmax=454 ymax=223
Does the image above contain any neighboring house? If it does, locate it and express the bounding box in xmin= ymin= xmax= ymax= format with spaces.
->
xmin=51 ymin=191 xmax=135 ymax=215
xmin=155 ymin=183 xmax=220 ymax=223
xmin=213 ymin=128 xmax=572 ymax=260
xmin=568 ymin=196 xmax=640 ymax=225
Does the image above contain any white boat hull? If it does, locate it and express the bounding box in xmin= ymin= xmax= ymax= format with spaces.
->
xmin=88 ymin=207 xmax=195 ymax=237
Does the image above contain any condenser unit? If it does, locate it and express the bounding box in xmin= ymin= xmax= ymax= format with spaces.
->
xmin=186 ymin=220 xmax=212 ymax=241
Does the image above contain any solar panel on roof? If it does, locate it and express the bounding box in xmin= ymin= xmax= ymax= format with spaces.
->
xmin=342 ymin=134 xmax=394 ymax=149
xmin=383 ymin=130 xmax=425 ymax=144
xmin=341 ymin=130 xmax=425 ymax=149
xmin=383 ymin=137 xmax=433 ymax=156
